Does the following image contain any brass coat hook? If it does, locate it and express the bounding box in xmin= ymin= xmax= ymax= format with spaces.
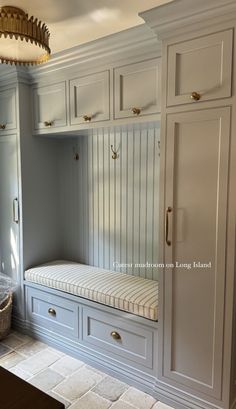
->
xmin=111 ymin=145 xmax=118 ymax=160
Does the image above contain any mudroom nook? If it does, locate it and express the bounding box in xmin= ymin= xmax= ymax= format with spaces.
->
xmin=0 ymin=1 xmax=236 ymax=409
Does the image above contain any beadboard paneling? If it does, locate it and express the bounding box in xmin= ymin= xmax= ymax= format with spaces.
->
xmin=60 ymin=123 xmax=160 ymax=280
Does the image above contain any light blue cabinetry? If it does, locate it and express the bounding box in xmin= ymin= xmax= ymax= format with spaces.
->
xmin=70 ymin=70 xmax=110 ymax=125
xmin=0 ymin=87 xmax=17 ymax=133
xmin=32 ymin=81 xmax=67 ymax=131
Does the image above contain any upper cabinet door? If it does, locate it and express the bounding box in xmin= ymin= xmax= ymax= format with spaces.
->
xmin=167 ymin=30 xmax=233 ymax=106
xmin=33 ymin=81 xmax=67 ymax=131
xmin=70 ymin=71 xmax=110 ymax=125
xmin=0 ymin=88 xmax=17 ymax=133
xmin=114 ymin=58 xmax=161 ymax=119
xmin=162 ymin=107 xmax=230 ymax=399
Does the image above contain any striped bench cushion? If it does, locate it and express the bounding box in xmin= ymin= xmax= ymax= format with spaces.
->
xmin=24 ymin=261 xmax=158 ymax=321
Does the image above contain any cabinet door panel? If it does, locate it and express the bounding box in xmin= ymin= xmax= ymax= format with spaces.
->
xmin=167 ymin=30 xmax=232 ymax=106
xmin=163 ymin=107 xmax=230 ymax=398
xmin=70 ymin=71 xmax=110 ymax=125
xmin=0 ymin=88 xmax=17 ymax=132
xmin=114 ymin=59 xmax=161 ymax=119
xmin=33 ymin=81 xmax=67 ymax=130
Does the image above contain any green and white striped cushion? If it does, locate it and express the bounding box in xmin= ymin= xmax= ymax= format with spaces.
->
xmin=24 ymin=261 xmax=158 ymax=321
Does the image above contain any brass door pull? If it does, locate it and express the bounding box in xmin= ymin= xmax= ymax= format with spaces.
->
xmin=48 ymin=307 xmax=56 ymax=316
xmin=132 ymin=107 xmax=141 ymax=115
xmin=83 ymin=115 xmax=92 ymax=122
xmin=191 ymin=91 xmax=201 ymax=101
xmin=166 ymin=206 xmax=172 ymax=246
xmin=110 ymin=331 xmax=121 ymax=340
xmin=44 ymin=121 xmax=54 ymax=127
xmin=0 ymin=124 xmax=6 ymax=130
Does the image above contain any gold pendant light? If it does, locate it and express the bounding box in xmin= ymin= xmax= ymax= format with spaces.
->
xmin=0 ymin=6 xmax=50 ymax=66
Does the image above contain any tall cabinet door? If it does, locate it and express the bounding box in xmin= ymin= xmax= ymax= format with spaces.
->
xmin=0 ymin=134 xmax=20 ymax=284
xmin=162 ymin=107 xmax=230 ymax=399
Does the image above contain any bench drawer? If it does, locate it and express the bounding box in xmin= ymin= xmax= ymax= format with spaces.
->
xmin=25 ymin=286 xmax=79 ymax=339
xmin=82 ymin=307 xmax=154 ymax=369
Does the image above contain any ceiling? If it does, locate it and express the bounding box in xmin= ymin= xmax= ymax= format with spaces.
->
xmin=0 ymin=0 xmax=173 ymax=54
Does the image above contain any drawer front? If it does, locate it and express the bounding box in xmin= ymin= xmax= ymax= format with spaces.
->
xmin=82 ymin=307 xmax=154 ymax=369
xmin=33 ymin=81 xmax=67 ymax=131
xmin=25 ymin=287 xmax=79 ymax=339
xmin=167 ymin=30 xmax=233 ymax=106
xmin=114 ymin=58 xmax=161 ymax=119
xmin=0 ymin=88 xmax=17 ymax=132
xmin=70 ymin=71 xmax=110 ymax=125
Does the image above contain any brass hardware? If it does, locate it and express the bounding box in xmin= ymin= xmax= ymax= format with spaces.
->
xmin=165 ymin=206 xmax=172 ymax=246
xmin=44 ymin=121 xmax=54 ymax=127
xmin=191 ymin=92 xmax=201 ymax=101
xmin=0 ymin=6 xmax=50 ymax=66
xmin=132 ymin=107 xmax=141 ymax=115
xmin=0 ymin=124 xmax=6 ymax=130
xmin=110 ymin=331 xmax=121 ymax=340
xmin=83 ymin=115 xmax=92 ymax=122
xmin=111 ymin=145 xmax=118 ymax=160
xmin=48 ymin=307 xmax=56 ymax=316
xmin=13 ymin=198 xmax=19 ymax=224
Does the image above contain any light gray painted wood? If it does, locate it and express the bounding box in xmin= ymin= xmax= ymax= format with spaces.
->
xmin=163 ymin=107 xmax=230 ymax=398
xmin=0 ymin=87 xmax=17 ymax=132
xmin=0 ymin=134 xmax=20 ymax=283
xmin=26 ymin=286 xmax=79 ymax=339
xmin=59 ymin=123 xmax=160 ymax=279
xmin=19 ymin=84 xmax=63 ymax=270
xmin=82 ymin=306 xmax=154 ymax=369
xmin=114 ymin=59 xmax=161 ymax=119
xmin=70 ymin=71 xmax=110 ymax=125
xmin=167 ymin=30 xmax=233 ymax=106
xmin=32 ymin=81 xmax=67 ymax=130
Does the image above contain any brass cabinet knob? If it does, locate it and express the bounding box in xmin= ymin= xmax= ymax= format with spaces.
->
xmin=83 ymin=115 xmax=92 ymax=122
xmin=48 ymin=307 xmax=56 ymax=316
xmin=110 ymin=331 xmax=121 ymax=340
xmin=191 ymin=92 xmax=201 ymax=101
xmin=0 ymin=124 xmax=6 ymax=130
xmin=44 ymin=121 xmax=54 ymax=127
xmin=132 ymin=107 xmax=141 ymax=115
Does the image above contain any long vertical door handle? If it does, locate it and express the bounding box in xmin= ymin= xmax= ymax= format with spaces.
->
xmin=166 ymin=206 xmax=172 ymax=246
xmin=13 ymin=198 xmax=19 ymax=224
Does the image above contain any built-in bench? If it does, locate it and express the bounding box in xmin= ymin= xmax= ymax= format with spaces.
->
xmin=24 ymin=260 xmax=158 ymax=321
xmin=23 ymin=260 xmax=158 ymax=391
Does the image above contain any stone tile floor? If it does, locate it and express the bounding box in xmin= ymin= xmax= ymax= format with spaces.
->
xmin=0 ymin=331 xmax=161 ymax=409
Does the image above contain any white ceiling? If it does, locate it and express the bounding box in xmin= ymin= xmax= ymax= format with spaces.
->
xmin=0 ymin=0 xmax=173 ymax=54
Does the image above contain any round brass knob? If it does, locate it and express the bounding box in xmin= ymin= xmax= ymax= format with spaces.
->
xmin=132 ymin=107 xmax=141 ymax=115
xmin=44 ymin=121 xmax=54 ymax=127
xmin=83 ymin=115 xmax=92 ymax=122
xmin=0 ymin=124 xmax=6 ymax=130
xmin=48 ymin=307 xmax=56 ymax=316
xmin=110 ymin=331 xmax=121 ymax=340
xmin=191 ymin=92 xmax=201 ymax=101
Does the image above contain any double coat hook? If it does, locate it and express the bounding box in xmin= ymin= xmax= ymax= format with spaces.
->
xmin=111 ymin=145 xmax=118 ymax=160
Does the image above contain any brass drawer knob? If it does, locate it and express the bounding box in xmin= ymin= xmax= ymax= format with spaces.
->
xmin=191 ymin=92 xmax=201 ymax=101
xmin=110 ymin=331 xmax=121 ymax=340
xmin=44 ymin=121 xmax=54 ymax=127
xmin=83 ymin=115 xmax=92 ymax=122
xmin=132 ymin=107 xmax=141 ymax=115
xmin=48 ymin=307 xmax=56 ymax=316
xmin=0 ymin=124 xmax=6 ymax=130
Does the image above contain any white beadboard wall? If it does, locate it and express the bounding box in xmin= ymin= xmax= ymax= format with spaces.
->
xmin=59 ymin=123 xmax=160 ymax=280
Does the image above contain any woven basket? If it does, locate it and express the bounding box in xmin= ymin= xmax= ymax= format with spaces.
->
xmin=0 ymin=293 xmax=12 ymax=340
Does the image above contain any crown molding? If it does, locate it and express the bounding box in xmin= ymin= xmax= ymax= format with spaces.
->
xmin=0 ymin=24 xmax=161 ymax=84
xmin=27 ymin=24 xmax=161 ymax=81
xmin=0 ymin=65 xmax=29 ymax=87
xmin=140 ymin=0 xmax=236 ymax=40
